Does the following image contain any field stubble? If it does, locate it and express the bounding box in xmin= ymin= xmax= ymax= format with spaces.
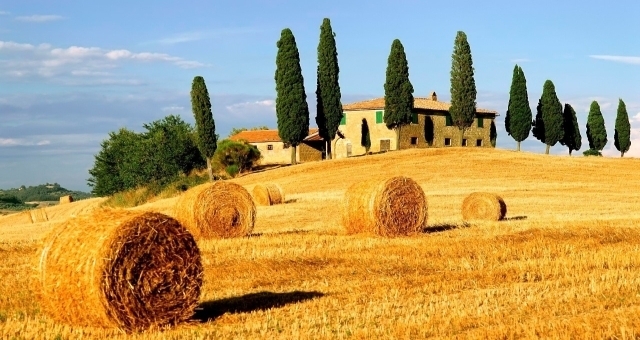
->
xmin=2 ymin=148 xmax=640 ymax=339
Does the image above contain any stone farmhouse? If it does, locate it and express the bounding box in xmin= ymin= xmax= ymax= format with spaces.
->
xmin=229 ymin=129 xmax=324 ymax=165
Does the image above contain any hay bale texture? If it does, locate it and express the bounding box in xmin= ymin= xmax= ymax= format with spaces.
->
xmin=342 ymin=176 xmax=428 ymax=237
xmin=251 ymin=183 xmax=285 ymax=206
xmin=174 ymin=181 xmax=256 ymax=239
xmin=461 ymin=192 xmax=507 ymax=221
xmin=59 ymin=195 xmax=73 ymax=204
xmin=35 ymin=209 xmax=203 ymax=332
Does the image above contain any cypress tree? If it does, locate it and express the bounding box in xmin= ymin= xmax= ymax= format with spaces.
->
xmin=506 ymin=65 xmax=532 ymax=151
xmin=586 ymin=100 xmax=607 ymax=153
xmin=275 ymin=28 xmax=310 ymax=165
xmin=361 ymin=118 xmax=371 ymax=154
xmin=190 ymin=76 xmax=217 ymax=180
xmin=559 ymin=103 xmax=582 ymax=155
xmin=537 ymin=80 xmax=563 ymax=154
xmin=383 ymin=39 xmax=414 ymax=149
xmin=531 ymin=99 xmax=545 ymax=145
xmin=614 ymin=98 xmax=631 ymax=157
xmin=449 ymin=31 xmax=477 ymax=145
xmin=315 ymin=18 xmax=343 ymax=160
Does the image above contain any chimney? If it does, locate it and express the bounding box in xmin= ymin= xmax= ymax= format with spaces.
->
xmin=430 ymin=91 xmax=437 ymax=101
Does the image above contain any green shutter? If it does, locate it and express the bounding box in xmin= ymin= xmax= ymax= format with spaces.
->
xmin=446 ymin=114 xmax=453 ymax=126
xmin=411 ymin=112 xmax=418 ymax=124
xmin=376 ymin=111 xmax=383 ymax=124
xmin=477 ymin=117 xmax=484 ymax=128
xmin=340 ymin=114 xmax=346 ymax=125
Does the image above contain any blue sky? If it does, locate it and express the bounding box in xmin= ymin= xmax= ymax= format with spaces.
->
xmin=1 ymin=0 xmax=639 ymax=191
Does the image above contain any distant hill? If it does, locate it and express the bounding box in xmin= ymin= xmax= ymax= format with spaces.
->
xmin=0 ymin=183 xmax=92 ymax=211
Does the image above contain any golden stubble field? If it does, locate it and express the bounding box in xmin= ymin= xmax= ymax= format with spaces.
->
xmin=3 ymin=147 xmax=640 ymax=339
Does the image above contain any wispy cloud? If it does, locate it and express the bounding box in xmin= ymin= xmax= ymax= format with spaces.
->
xmin=0 ymin=138 xmax=50 ymax=147
xmin=0 ymin=11 xmax=9 ymax=15
xmin=590 ymin=55 xmax=640 ymax=65
xmin=161 ymin=106 xmax=186 ymax=112
xmin=15 ymin=14 xmax=64 ymax=23
xmin=226 ymin=100 xmax=275 ymax=114
xmin=510 ymin=58 xmax=531 ymax=63
xmin=147 ymin=27 xmax=262 ymax=45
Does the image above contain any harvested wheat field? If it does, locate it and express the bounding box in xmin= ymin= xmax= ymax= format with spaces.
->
xmin=4 ymin=148 xmax=640 ymax=339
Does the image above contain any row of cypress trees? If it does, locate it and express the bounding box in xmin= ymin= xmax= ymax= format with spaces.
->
xmin=505 ymin=65 xmax=631 ymax=157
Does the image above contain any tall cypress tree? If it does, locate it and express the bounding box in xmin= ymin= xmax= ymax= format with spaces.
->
xmin=586 ymin=100 xmax=607 ymax=153
xmin=383 ymin=39 xmax=414 ymax=149
xmin=506 ymin=65 xmax=532 ymax=151
xmin=559 ymin=103 xmax=581 ymax=155
xmin=537 ymin=80 xmax=563 ymax=154
xmin=531 ymin=99 xmax=545 ymax=145
xmin=315 ymin=18 xmax=343 ymax=160
xmin=190 ymin=76 xmax=217 ymax=181
xmin=361 ymin=118 xmax=371 ymax=154
xmin=449 ymin=31 xmax=477 ymax=145
xmin=614 ymin=98 xmax=631 ymax=157
xmin=275 ymin=28 xmax=310 ymax=165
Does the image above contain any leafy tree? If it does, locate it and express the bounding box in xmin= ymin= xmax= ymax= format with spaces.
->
xmin=315 ymin=18 xmax=343 ymax=160
xmin=191 ymin=76 xmax=218 ymax=180
xmin=614 ymin=98 xmax=631 ymax=157
xmin=583 ymin=149 xmax=602 ymax=157
xmin=586 ymin=100 xmax=607 ymax=153
xmin=533 ymin=80 xmax=563 ymax=154
xmin=384 ymin=39 xmax=414 ymax=149
xmin=361 ymin=118 xmax=371 ymax=153
xmin=506 ymin=65 xmax=532 ymax=151
xmin=228 ymin=126 xmax=270 ymax=138
xmin=275 ymin=28 xmax=310 ymax=165
xmin=212 ymin=139 xmax=261 ymax=176
xmin=559 ymin=104 xmax=582 ymax=156
xmin=449 ymin=31 xmax=477 ymax=145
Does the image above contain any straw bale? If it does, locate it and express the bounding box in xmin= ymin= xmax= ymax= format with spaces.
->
xmin=29 ymin=208 xmax=48 ymax=223
xmin=174 ymin=181 xmax=256 ymax=238
xmin=34 ymin=209 xmax=203 ymax=332
xmin=461 ymin=192 xmax=507 ymax=221
xmin=342 ymin=176 xmax=428 ymax=237
xmin=251 ymin=183 xmax=285 ymax=206
xmin=59 ymin=195 xmax=74 ymax=204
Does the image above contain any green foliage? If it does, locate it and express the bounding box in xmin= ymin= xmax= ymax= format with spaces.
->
xmin=560 ymin=103 xmax=582 ymax=155
xmin=614 ymin=99 xmax=631 ymax=157
xmin=88 ymin=115 xmax=205 ymax=196
xmin=275 ymin=28 xmax=310 ymax=164
xmin=583 ymin=149 xmax=603 ymax=157
xmin=225 ymin=165 xmax=240 ymax=177
xmin=212 ymin=139 xmax=262 ymax=176
xmin=490 ymin=120 xmax=498 ymax=147
xmin=586 ymin=100 xmax=608 ymax=152
xmin=191 ymin=76 xmax=217 ymax=159
xmin=228 ymin=126 xmax=270 ymax=138
xmin=449 ymin=31 xmax=477 ymax=133
xmin=506 ymin=65 xmax=532 ymax=148
xmin=531 ymin=99 xmax=545 ymax=143
xmin=383 ymin=39 xmax=414 ymax=145
xmin=361 ymin=118 xmax=371 ymax=152
xmin=103 ymin=173 xmax=210 ymax=208
xmin=315 ymin=18 xmax=343 ymax=157
xmin=533 ymin=80 xmax=563 ymax=153
xmin=0 ymin=183 xmax=91 ymax=203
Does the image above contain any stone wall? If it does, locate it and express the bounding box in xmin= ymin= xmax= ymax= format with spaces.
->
xmin=399 ymin=111 xmax=495 ymax=149
xmin=332 ymin=109 xmax=396 ymax=159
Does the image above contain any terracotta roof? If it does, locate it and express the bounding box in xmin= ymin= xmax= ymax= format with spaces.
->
xmin=342 ymin=97 xmax=498 ymax=115
xmin=303 ymin=131 xmax=323 ymax=142
xmin=229 ymin=129 xmax=319 ymax=143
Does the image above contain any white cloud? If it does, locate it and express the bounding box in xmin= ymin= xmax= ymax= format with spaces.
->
xmin=154 ymin=32 xmax=206 ymax=45
xmin=161 ymin=106 xmax=185 ymax=112
xmin=0 ymin=11 xmax=10 ymax=15
xmin=590 ymin=55 xmax=640 ymax=65
xmin=0 ymin=138 xmax=51 ymax=146
xmin=226 ymin=100 xmax=276 ymax=113
xmin=511 ymin=58 xmax=531 ymax=63
xmin=148 ymin=28 xmax=262 ymax=45
xmin=15 ymin=14 xmax=63 ymax=23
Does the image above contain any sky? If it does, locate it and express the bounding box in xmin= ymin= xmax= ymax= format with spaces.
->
xmin=1 ymin=0 xmax=639 ymax=192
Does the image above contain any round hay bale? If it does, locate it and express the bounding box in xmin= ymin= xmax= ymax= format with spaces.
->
xmin=174 ymin=181 xmax=256 ymax=238
xmin=342 ymin=176 xmax=428 ymax=237
xmin=59 ymin=195 xmax=74 ymax=204
xmin=35 ymin=209 xmax=203 ymax=332
xmin=461 ymin=192 xmax=507 ymax=221
xmin=251 ymin=183 xmax=285 ymax=206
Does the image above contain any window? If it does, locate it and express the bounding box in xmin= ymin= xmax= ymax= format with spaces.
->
xmin=462 ymin=139 xmax=468 ymax=146
xmin=477 ymin=117 xmax=484 ymax=128
xmin=340 ymin=114 xmax=346 ymax=125
xmin=380 ymin=139 xmax=391 ymax=152
xmin=411 ymin=112 xmax=419 ymax=124
xmin=476 ymin=139 xmax=483 ymax=147
xmin=444 ymin=138 xmax=452 ymax=146
xmin=267 ymin=144 xmax=273 ymax=150
xmin=445 ymin=114 xmax=453 ymax=126
xmin=376 ymin=111 xmax=383 ymax=124
xmin=410 ymin=137 xmax=418 ymax=145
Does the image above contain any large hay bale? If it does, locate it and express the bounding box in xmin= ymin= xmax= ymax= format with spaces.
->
xmin=174 ymin=181 xmax=256 ymax=238
xmin=251 ymin=183 xmax=285 ymax=206
xmin=35 ymin=209 xmax=203 ymax=332
xmin=342 ymin=176 xmax=428 ymax=237
xmin=29 ymin=208 xmax=48 ymax=223
xmin=461 ymin=192 xmax=507 ymax=221
xmin=59 ymin=195 xmax=74 ymax=204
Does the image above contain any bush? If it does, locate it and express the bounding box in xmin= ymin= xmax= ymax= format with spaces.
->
xmin=583 ymin=149 xmax=603 ymax=157
xmin=212 ymin=139 xmax=261 ymax=174
xmin=225 ymin=165 xmax=240 ymax=177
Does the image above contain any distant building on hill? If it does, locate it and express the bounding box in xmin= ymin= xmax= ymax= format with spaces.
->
xmin=332 ymin=91 xmax=499 ymax=158
xmin=229 ymin=129 xmax=324 ymax=165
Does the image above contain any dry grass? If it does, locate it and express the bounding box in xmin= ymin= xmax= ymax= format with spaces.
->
xmin=3 ymin=148 xmax=640 ymax=338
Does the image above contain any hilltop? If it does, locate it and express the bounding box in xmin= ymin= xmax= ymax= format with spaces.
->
xmin=0 ymin=183 xmax=92 ymax=213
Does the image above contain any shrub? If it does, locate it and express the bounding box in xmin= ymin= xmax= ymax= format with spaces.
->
xmin=225 ymin=165 xmax=240 ymax=178
xmin=583 ymin=149 xmax=603 ymax=157
xmin=212 ymin=139 xmax=261 ymax=174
